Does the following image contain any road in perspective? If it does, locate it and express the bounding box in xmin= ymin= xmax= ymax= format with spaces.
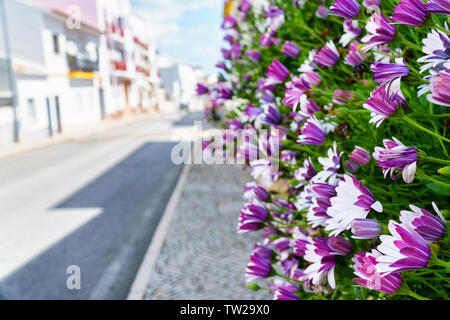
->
xmin=0 ymin=112 xmax=202 ymax=299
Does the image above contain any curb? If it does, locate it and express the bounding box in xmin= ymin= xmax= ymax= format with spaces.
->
xmin=126 ymin=160 xmax=192 ymax=300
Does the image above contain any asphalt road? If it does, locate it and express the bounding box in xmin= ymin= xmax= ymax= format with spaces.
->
xmin=0 ymin=111 xmax=202 ymax=299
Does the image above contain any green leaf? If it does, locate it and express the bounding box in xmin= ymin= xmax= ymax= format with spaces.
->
xmin=425 ymin=183 xmax=450 ymax=196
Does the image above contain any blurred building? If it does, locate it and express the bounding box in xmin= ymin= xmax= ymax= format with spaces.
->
xmin=0 ymin=0 xmax=162 ymax=146
xmin=0 ymin=0 xmax=103 ymax=144
xmin=158 ymin=55 xmax=205 ymax=112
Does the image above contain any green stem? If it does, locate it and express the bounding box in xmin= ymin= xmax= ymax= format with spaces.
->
xmin=396 ymin=282 xmax=430 ymax=300
xmin=409 ymin=112 xmax=450 ymax=119
xmin=275 ymin=272 xmax=303 ymax=284
xmin=416 ymin=171 xmax=450 ymax=189
xmin=435 ymin=258 xmax=450 ymax=268
xmin=407 ymin=291 xmax=431 ymax=300
xmin=397 ymin=32 xmax=422 ymax=51
xmin=422 ymin=156 xmax=450 ymax=165
xmin=433 ymin=25 xmax=450 ymax=35
xmin=403 ymin=115 xmax=450 ymax=143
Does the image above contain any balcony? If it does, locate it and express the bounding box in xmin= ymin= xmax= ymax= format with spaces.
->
xmin=135 ymin=65 xmax=150 ymax=77
xmin=106 ymin=18 xmax=125 ymax=39
xmin=67 ymin=54 xmax=99 ymax=72
xmin=67 ymin=54 xmax=99 ymax=80
xmin=133 ymin=36 xmax=149 ymax=51
xmin=112 ymin=60 xmax=127 ymax=71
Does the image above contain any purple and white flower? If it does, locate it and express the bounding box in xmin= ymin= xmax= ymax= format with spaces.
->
xmin=363 ymin=0 xmax=380 ymax=11
xmin=262 ymin=104 xmax=282 ymax=126
xmin=345 ymin=159 xmax=360 ymax=172
xmin=346 ymin=146 xmax=371 ymax=172
xmin=273 ymin=286 xmax=300 ymax=300
xmin=250 ymin=159 xmax=281 ymax=187
xmin=238 ymin=203 xmax=269 ymax=233
xmin=282 ymin=41 xmax=301 ymax=58
xmin=316 ymin=41 xmax=340 ymax=67
xmin=339 ymin=20 xmax=362 ymax=47
xmin=196 ymin=83 xmax=208 ymax=95
xmin=427 ymin=69 xmax=450 ymax=107
xmin=265 ymin=60 xmax=289 ymax=85
xmin=258 ymin=129 xmax=285 ymax=157
xmin=325 ymin=174 xmax=383 ymax=236
xmin=372 ymin=137 xmax=418 ymax=184
xmin=303 ymin=71 xmax=322 ymax=86
xmin=327 ymin=236 xmax=352 ymax=255
xmin=371 ymin=58 xmax=410 ymax=97
xmin=298 ymin=49 xmax=320 ymax=73
xmin=260 ymin=90 xmax=275 ymax=103
xmin=361 ymin=11 xmax=397 ymax=52
xmin=330 ymin=0 xmax=360 ymax=19
xmin=345 ymin=41 xmax=368 ymax=66
xmin=297 ymin=116 xmax=327 ymax=145
xmin=294 ymin=157 xmax=317 ymax=186
xmin=351 ymin=218 xmax=382 ymax=239
xmin=350 ymin=146 xmax=371 ymax=165
xmin=298 ymin=95 xmax=320 ymax=116
xmin=376 ymin=220 xmax=431 ymax=274
xmin=363 ymin=86 xmax=406 ymax=127
xmin=391 ymin=0 xmax=428 ymax=27
xmin=400 ymin=202 xmax=446 ymax=243
xmin=283 ymin=87 xmax=305 ymax=110
xmin=316 ymin=5 xmax=329 ymax=19
xmin=246 ymin=243 xmax=273 ymax=282
xmin=293 ymin=238 xmax=310 ymax=257
xmin=247 ymin=50 xmax=262 ymax=62
xmin=243 ymin=104 xmax=263 ymax=122
xmin=267 ymin=6 xmax=285 ymax=34
xmin=243 ymin=181 xmax=257 ymax=201
xmin=426 ymin=0 xmax=450 ymax=14
xmin=221 ymin=15 xmax=237 ymax=29
xmin=307 ymin=183 xmax=336 ymax=227
xmin=332 ymin=89 xmax=354 ymax=105
xmin=303 ymin=237 xmax=337 ymax=289
xmin=353 ymin=250 xmax=403 ymax=294
xmin=253 ymin=185 xmax=270 ymax=202
xmin=312 ymin=142 xmax=343 ymax=186
xmin=215 ymin=61 xmax=228 ymax=70
xmin=240 ymin=0 xmax=251 ymax=13
xmin=417 ymin=28 xmax=450 ymax=74
xmin=260 ymin=32 xmax=277 ymax=47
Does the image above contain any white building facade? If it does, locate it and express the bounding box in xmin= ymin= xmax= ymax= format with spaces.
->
xmin=0 ymin=0 xmax=104 ymax=145
xmin=158 ymin=56 xmax=205 ymax=112
xmin=0 ymin=0 xmax=162 ymax=146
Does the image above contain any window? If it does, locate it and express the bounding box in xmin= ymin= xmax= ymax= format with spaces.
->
xmin=53 ymin=33 xmax=60 ymax=54
xmin=27 ymin=98 xmax=37 ymax=124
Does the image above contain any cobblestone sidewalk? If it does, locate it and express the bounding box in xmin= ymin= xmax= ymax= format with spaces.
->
xmin=144 ymin=164 xmax=271 ymax=300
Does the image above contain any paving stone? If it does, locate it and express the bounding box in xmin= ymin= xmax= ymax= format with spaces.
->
xmin=144 ymin=164 xmax=271 ymax=300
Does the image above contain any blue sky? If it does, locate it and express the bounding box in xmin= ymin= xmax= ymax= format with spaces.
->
xmin=131 ymin=0 xmax=224 ymax=75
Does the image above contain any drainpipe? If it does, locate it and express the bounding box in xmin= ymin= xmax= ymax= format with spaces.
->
xmin=0 ymin=0 xmax=19 ymax=142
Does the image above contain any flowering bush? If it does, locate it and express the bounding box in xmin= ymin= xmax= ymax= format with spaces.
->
xmin=198 ymin=0 xmax=450 ymax=300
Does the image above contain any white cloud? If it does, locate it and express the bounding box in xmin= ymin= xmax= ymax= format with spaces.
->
xmin=131 ymin=0 xmax=223 ymax=74
xmin=133 ymin=0 xmax=222 ymax=38
xmin=192 ymin=46 xmax=219 ymax=56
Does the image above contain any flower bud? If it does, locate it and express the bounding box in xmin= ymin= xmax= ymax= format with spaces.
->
xmin=327 ymin=236 xmax=352 ymax=255
xmin=437 ymin=166 xmax=450 ymax=178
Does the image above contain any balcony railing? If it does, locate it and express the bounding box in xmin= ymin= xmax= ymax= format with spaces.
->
xmin=67 ymin=55 xmax=99 ymax=72
xmin=133 ymin=36 xmax=149 ymax=50
xmin=112 ymin=60 xmax=127 ymax=71
xmin=106 ymin=19 xmax=125 ymax=38
xmin=135 ymin=65 xmax=150 ymax=77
